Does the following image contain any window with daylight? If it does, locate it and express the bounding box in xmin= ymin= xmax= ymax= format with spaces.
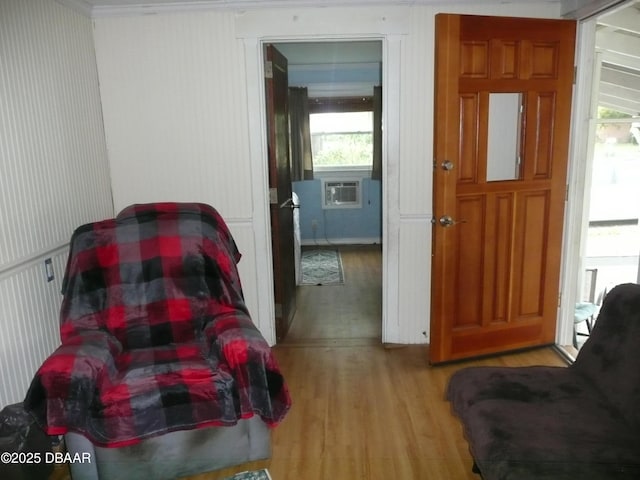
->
xmin=310 ymin=111 xmax=373 ymax=170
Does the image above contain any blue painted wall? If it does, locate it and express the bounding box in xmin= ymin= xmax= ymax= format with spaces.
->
xmin=293 ymin=178 xmax=381 ymax=244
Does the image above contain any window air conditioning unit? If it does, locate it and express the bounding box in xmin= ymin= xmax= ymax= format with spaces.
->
xmin=322 ymin=180 xmax=361 ymax=209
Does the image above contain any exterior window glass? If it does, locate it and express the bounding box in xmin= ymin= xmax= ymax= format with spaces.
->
xmin=310 ymin=112 xmax=373 ymax=169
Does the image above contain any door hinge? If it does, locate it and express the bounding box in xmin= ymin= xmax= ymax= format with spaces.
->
xmin=269 ymin=187 xmax=278 ymax=204
xmin=573 ymin=65 xmax=577 ymax=85
xmin=265 ymin=61 xmax=273 ymax=79
xmin=565 ymin=184 xmax=569 ymax=202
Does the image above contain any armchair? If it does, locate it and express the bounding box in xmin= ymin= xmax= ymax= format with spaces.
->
xmin=25 ymin=203 xmax=291 ymax=479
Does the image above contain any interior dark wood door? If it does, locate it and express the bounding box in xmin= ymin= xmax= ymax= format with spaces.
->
xmin=430 ymin=14 xmax=576 ymax=363
xmin=265 ymin=44 xmax=297 ymax=341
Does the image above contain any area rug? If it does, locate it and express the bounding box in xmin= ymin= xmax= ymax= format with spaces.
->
xmin=223 ymin=469 xmax=271 ymax=480
xmin=301 ymin=249 xmax=344 ymax=285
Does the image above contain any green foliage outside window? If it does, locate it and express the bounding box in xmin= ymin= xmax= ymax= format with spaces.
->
xmin=597 ymin=107 xmax=631 ymax=120
xmin=311 ymin=132 xmax=373 ymax=167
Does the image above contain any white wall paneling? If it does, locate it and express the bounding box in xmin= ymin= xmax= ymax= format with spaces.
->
xmin=225 ymin=220 xmax=264 ymax=338
xmin=93 ymin=11 xmax=253 ymax=220
xmin=0 ymin=249 xmax=68 ymax=407
xmin=0 ymin=0 xmax=113 ymax=267
xmin=394 ymin=216 xmax=433 ymax=344
xmin=0 ymin=0 xmax=112 ymax=408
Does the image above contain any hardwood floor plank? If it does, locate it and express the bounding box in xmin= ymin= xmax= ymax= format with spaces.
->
xmin=283 ymin=245 xmax=382 ymax=344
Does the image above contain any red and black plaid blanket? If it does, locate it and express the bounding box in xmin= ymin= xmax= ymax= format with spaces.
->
xmin=24 ymin=203 xmax=291 ymax=447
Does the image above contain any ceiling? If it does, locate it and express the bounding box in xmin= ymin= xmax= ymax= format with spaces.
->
xmin=595 ymin=0 xmax=640 ymax=116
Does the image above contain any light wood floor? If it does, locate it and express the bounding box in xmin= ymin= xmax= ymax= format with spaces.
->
xmin=50 ymin=245 xmax=568 ymax=480
xmin=283 ymin=245 xmax=383 ymax=345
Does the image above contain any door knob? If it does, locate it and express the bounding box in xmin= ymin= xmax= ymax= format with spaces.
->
xmin=439 ymin=215 xmax=467 ymax=227
xmin=441 ymin=160 xmax=454 ymax=171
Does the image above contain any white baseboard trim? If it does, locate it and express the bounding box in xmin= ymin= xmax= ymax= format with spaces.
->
xmin=301 ymin=237 xmax=381 ymax=246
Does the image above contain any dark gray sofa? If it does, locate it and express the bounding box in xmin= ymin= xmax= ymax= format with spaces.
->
xmin=447 ymin=282 xmax=640 ymax=480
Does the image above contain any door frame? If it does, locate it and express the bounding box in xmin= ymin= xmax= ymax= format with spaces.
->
xmin=559 ymin=6 xmax=633 ymax=353
xmin=238 ymin=13 xmax=407 ymax=345
xmin=557 ymin=18 xmax=599 ymax=350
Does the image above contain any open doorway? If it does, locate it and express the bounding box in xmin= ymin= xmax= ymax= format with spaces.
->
xmin=574 ymin=0 xmax=640 ymax=350
xmin=266 ymin=40 xmax=384 ymax=345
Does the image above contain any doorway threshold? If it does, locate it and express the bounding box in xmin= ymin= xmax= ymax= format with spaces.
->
xmin=554 ymin=344 xmax=578 ymax=364
xmin=276 ymin=337 xmax=381 ymax=348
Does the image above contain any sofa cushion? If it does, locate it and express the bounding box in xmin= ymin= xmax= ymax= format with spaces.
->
xmin=97 ymin=343 xmax=236 ymax=442
xmin=448 ymin=365 xmax=640 ymax=479
xmin=573 ymin=283 xmax=640 ymax=428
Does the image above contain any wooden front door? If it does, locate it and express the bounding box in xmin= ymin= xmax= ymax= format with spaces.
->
xmin=265 ymin=44 xmax=297 ymax=341
xmin=430 ymin=14 xmax=576 ymax=363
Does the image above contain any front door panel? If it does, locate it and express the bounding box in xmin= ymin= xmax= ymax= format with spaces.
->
xmin=430 ymin=14 xmax=576 ymax=363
